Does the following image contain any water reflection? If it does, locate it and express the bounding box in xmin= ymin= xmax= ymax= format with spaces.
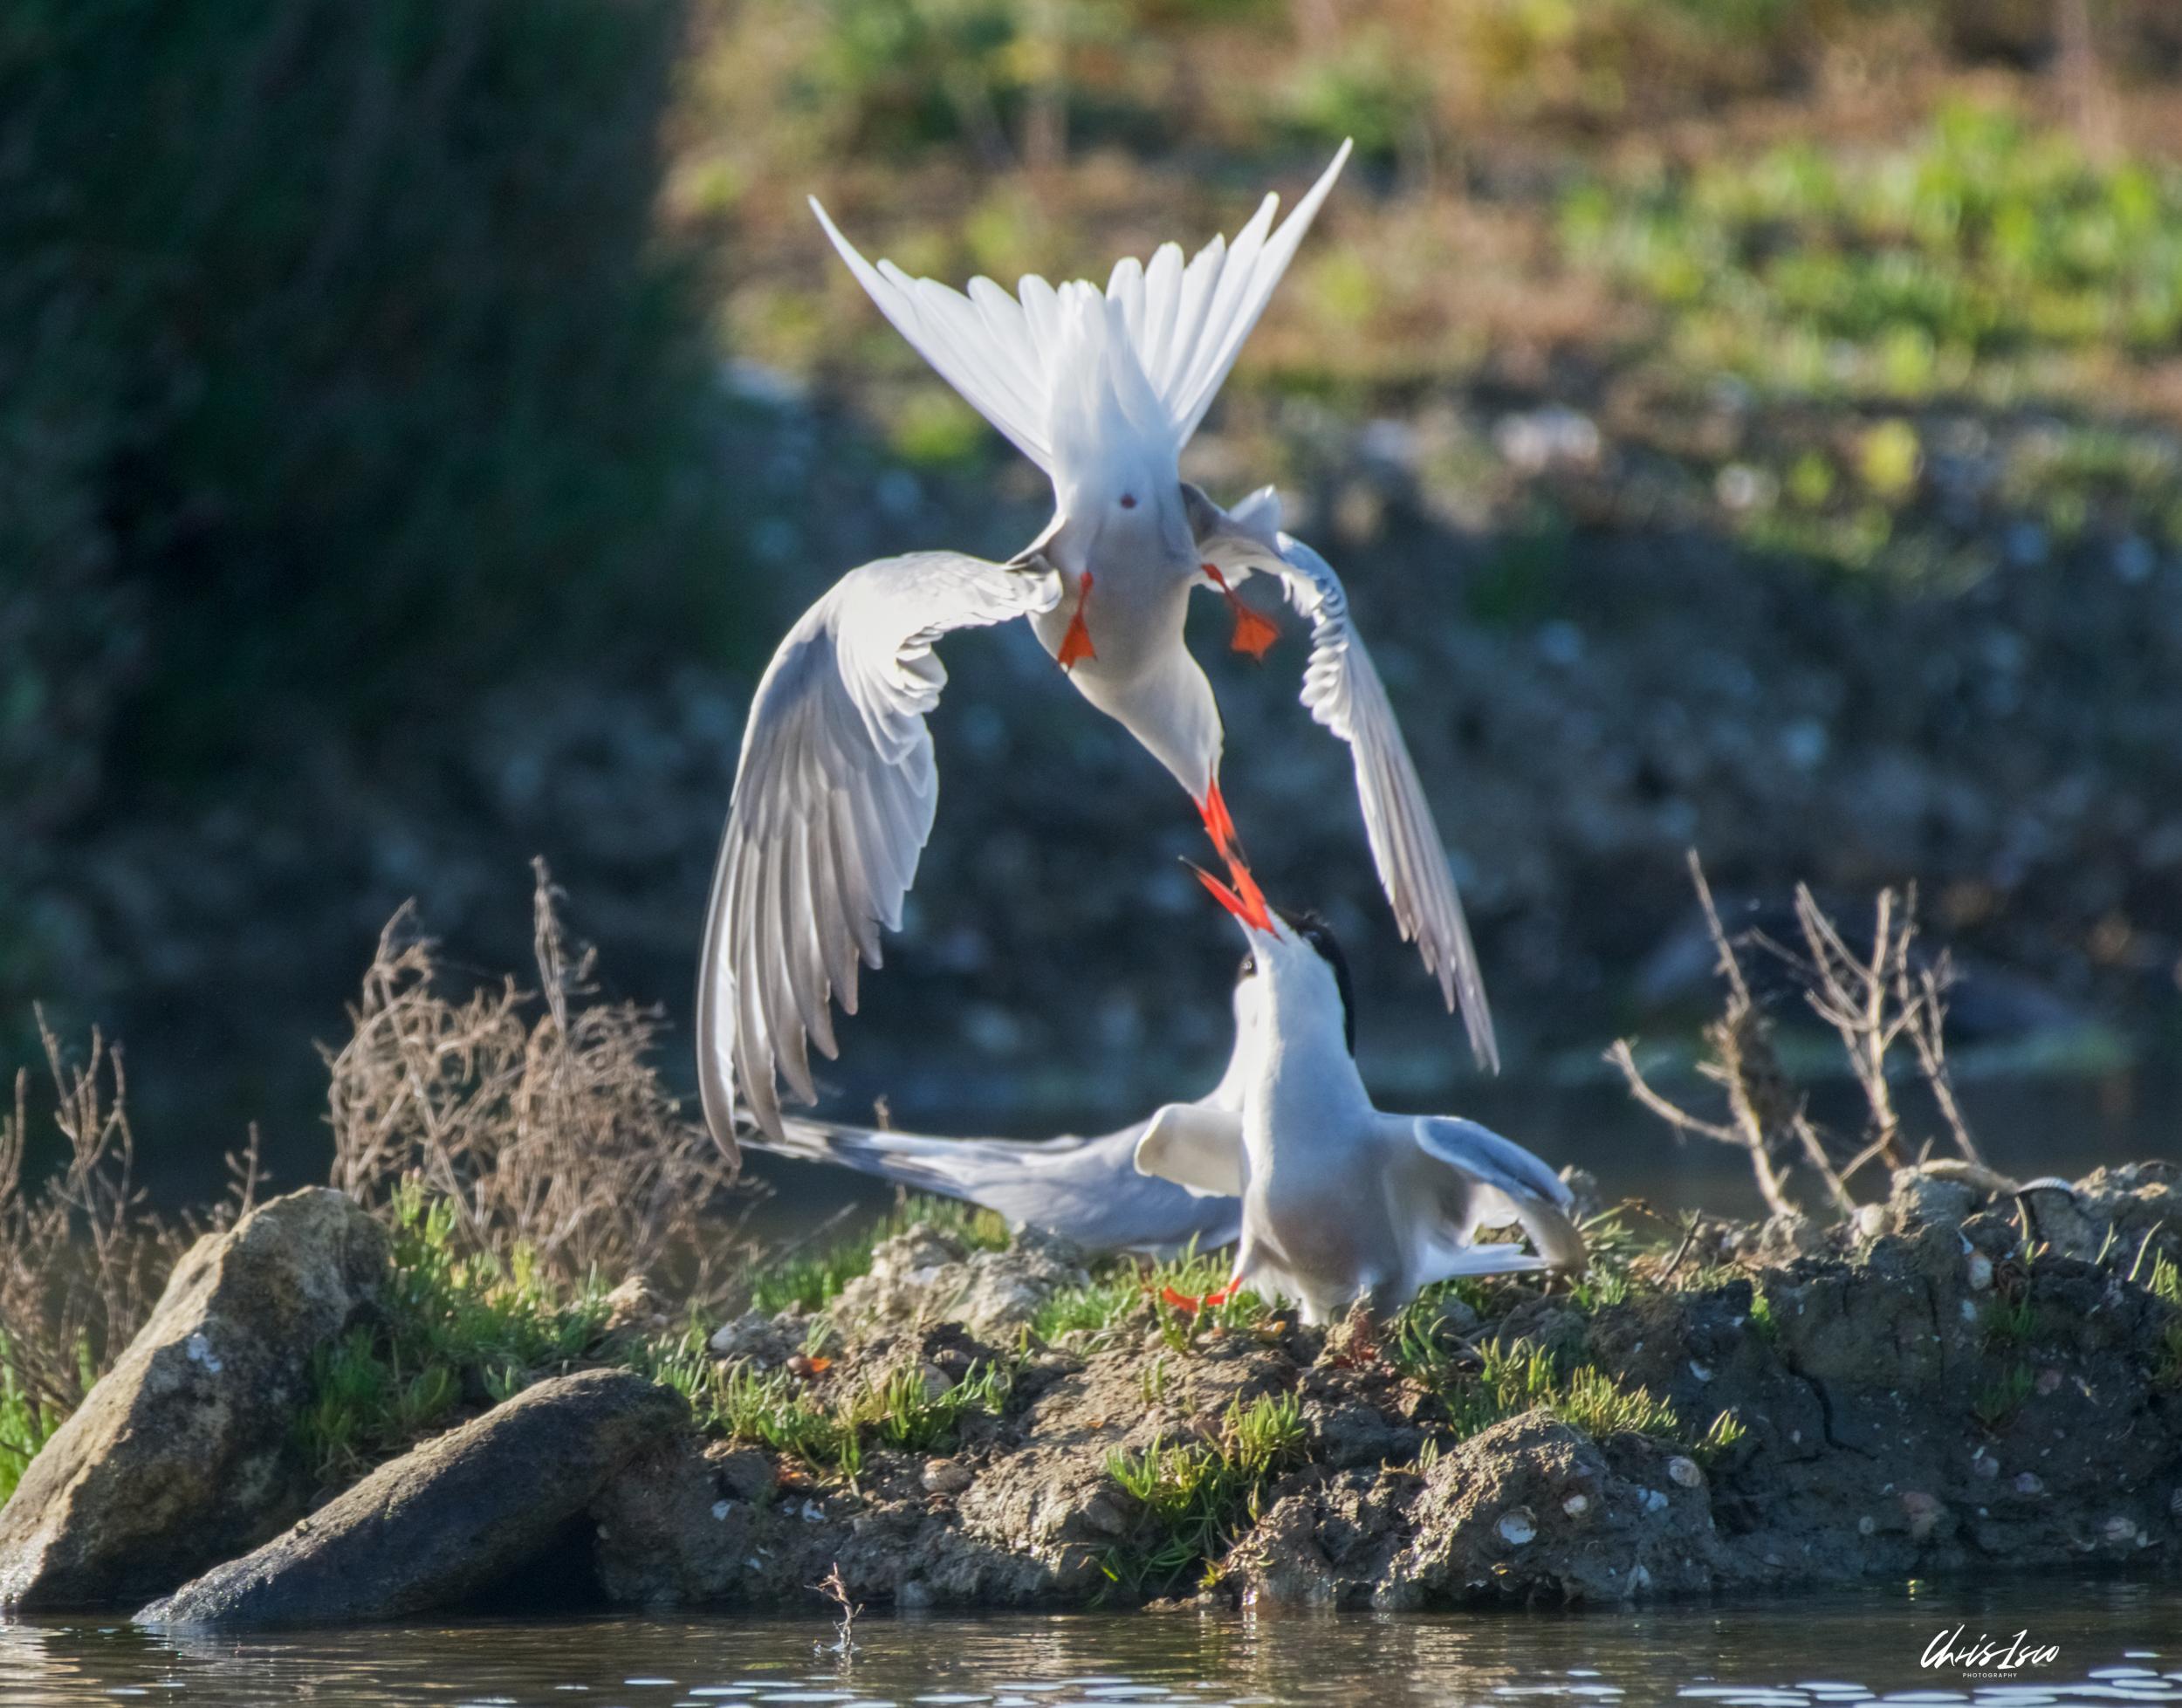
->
xmin=0 ymin=1578 xmax=2173 ymax=1707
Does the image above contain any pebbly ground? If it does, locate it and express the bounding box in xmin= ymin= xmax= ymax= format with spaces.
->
xmin=3 ymin=1160 xmax=2175 ymax=1626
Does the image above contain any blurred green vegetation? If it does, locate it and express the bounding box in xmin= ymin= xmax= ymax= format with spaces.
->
xmin=1563 ymin=105 xmax=2182 ymax=404
xmin=9 ymin=0 xmax=2182 ymax=1176
xmin=1 ymin=0 xmax=738 ymax=796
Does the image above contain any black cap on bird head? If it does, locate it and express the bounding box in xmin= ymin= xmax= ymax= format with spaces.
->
xmin=1232 ymin=906 xmax=1355 ymax=1057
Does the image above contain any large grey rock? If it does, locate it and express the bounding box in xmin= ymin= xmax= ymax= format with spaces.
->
xmin=136 ymin=1368 xmax=686 ymax=1628
xmin=0 ymin=1187 xmax=388 ymax=1610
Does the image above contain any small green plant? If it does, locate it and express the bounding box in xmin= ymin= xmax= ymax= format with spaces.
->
xmin=654 ymin=1331 xmax=1015 ymax=1477
xmin=1029 ymin=1243 xmax=1271 ymax=1351
xmin=295 ymin=1182 xmax=612 ymax=1484
xmin=1696 ymin=1408 xmax=1748 ymax=1465
xmin=0 ymin=1334 xmax=87 ymax=1503
xmin=1391 ymin=1313 xmax=1680 ymax=1446
xmin=1972 ymin=1362 xmax=2035 ymax=1432
xmin=1981 ymin=1293 xmax=2037 ymax=1353
xmin=747 ymin=1197 xmax=1010 ymax=1316
xmin=1101 ymin=1391 xmax=1305 ymax=1596
xmin=2147 ymin=1252 xmax=2182 ymax=1389
xmin=1028 ymin=1267 xmax=1150 ymax=1346
xmin=1748 ymin=1288 xmax=1777 ymax=1344
xmin=1568 ymin=1266 xmax=1630 ymax=1313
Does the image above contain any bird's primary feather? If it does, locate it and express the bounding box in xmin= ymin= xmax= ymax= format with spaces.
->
xmin=698 ymin=552 xmax=1060 ymax=1145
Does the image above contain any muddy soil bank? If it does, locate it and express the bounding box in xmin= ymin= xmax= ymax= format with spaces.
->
xmin=8 ymin=1169 xmax=2173 ymax=1622
xmin=7 ymin=1164 xmax=2176 ymax=1626
xmin=591 ymin=1161 xmax=2180 ymax=1613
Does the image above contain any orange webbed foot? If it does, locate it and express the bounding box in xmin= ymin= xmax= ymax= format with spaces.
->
xmin=1204 ymin=564 xmax=1280 ymax=661
xmin=1058 ymin=572 xmax=1096 ymax=670
xmin=1160 ymin=1282 xmax=1239 ymax=1315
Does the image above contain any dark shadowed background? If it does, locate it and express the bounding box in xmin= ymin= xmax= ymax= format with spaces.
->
xmin=8 ymin=0 xmax=2180 ymax=1211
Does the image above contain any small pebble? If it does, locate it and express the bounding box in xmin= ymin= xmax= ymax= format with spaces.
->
xmin=2035 ymin=1367 xmax=2062 ymax=1396
xmin=922 ymin=1459 xmax=974 ymax=1496
xmin=1857 ymin=1515 xmax=1876 ymax=1536
xmin=1966 ymin=1252 xmax=1993 ymax=1291
xmin=1497 ymin=1507 xmax=1537 ymax=1547
xmin=2014 ymin=1472 xmax=2045 ymax=1496
xmin=1855 ymin=1204 xmax=1889 ymax=1241
xmin=2101 ymin=1514 xmax=2138 ymax=1545
xmin=1972 ymin=1454 xmax=1999 ymax=1481
xmin=1562 ymin=1492 xmax=1590 ymax=1518
xmin=1667 ymin=1456 xmax=1704 ymax=1488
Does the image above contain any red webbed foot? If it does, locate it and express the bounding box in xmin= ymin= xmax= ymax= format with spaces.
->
xmin=1204 ymin=564 xmax=1280 ymax=661
xmin=1058 ymin=572 xmax=1096 ymax=670
xmin=1159 ymin=1282 xmax=1239 ymax=1314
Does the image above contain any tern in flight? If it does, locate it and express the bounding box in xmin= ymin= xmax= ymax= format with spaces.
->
xmin=1135 ymin=861 xmax=1583 ymax=1325
xmin=703 ymin=140 xmax=1496 ymax=1149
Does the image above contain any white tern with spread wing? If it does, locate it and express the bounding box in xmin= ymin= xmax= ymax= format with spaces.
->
xmin=1135 ymin=864 xmax=1581 ymax=1324
xmin=703 ymin=141 xmax=1497 ymax=1151
xmin=738 ymin=976 xmax=1261 ymax=1256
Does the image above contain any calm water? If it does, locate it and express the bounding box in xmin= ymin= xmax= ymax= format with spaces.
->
xmin=4 ymin=1579 xmax=2175 ymax=1707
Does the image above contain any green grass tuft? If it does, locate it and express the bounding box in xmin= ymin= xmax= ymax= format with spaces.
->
xmin=1390 ymin=1307 xmax=1680 ymax=1447
xmin=1980 ymin=1293 xmax=2038 ymax=1353
xmin=295 ymin=1182 xmax=612 ymax=1485
xmin=0 ymin=1334 xmax=86 ymax=1503
xmin=746 ymin=1196 xmax=1011 ymax=1316
xmin=1101 ymin=1391 xmax=1306 ymax=1596
xmin=1972 ymin=1362 xmax=2035 ymax=1431
xmin=1696 ymin=1408 xmax=1749 ymax=1464
xmin=641 ymin=1318 xmax=1015 ymax=1478
xmin=2146 ymin=1252 xmax=2182 ymax=1389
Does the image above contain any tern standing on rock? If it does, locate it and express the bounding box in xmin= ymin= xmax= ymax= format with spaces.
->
xmin=703 ymin=140 xmax=1498 ymax=1150
xmin=1135 ymin=859 xmax=1584 ymax=1324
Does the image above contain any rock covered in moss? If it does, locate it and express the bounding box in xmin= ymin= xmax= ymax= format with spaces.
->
xmin=136 ymin=1368 xmax=685 ymax=1629
xmin=0 ymin=1188 xmax=388 ymax=1611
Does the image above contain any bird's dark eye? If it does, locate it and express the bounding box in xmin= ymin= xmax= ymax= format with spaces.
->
xmin=1238 ymin=951 xmax=1256 ymax=978
xmin=1119 ymin=493 xmax=1137 ymax=509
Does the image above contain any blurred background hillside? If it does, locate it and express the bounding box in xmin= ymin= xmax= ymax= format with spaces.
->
xmin=8 ymin=0 xmax=2182 ymax=1205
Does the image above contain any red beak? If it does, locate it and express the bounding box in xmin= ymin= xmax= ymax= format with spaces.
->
xmin=1185 ymin=851 xmax=1274 ymax=936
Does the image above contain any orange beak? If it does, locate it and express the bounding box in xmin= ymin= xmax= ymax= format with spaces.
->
xmin=1184 ymin=851 xmax=1274 ymax=936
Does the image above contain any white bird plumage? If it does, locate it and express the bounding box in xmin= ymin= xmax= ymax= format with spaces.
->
xmin=703 ymin=141 xmax=1496 ymax=1151
xmin=734 ymin=975 xmax=1260 ymax=1256
xmin=1135 ymin=878 xmax=1578 ymax=1324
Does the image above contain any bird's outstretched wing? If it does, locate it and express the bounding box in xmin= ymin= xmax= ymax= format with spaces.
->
xmin=700 ymin=552 xmax=1061 ymax=1147
xmin=1135 ymin=1101 xmax=1247 ymax=1199
xmin=808 ymin=142 xmax=1351 ymax=478
xmin=1408 ymin=1115 xmax=1586 ymax=1272
xmin=1190 ymin=486 xmax=1500 ymax=1072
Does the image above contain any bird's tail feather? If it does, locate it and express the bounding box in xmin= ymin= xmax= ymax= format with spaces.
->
xmin=807 ymin=141 xmax=1352 ymax=477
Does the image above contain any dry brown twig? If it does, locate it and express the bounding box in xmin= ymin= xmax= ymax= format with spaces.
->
xmin=324 ymin=860 xmax=739 ymax=1300
xmin=1609 ymin=854 xmax=1984 ymax=1222
xmin=814 ymin=1561 xmax=861 ymax=1655
xmin=0 ymin=1013 xmax=260 ymax=1423
xmin=1608 ymin=852 xmax=1847 ymax=1219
